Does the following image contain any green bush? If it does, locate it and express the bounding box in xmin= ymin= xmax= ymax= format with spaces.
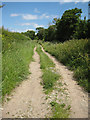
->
xmin=43 ymin=39 xmax=89 ymax=92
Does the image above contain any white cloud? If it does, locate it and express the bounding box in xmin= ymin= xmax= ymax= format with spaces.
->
xmin=34 ymin=8 xmax=40 ymax=13
xmin=20 ymin=22 xmax=44 ymax=28
xmin=20 ymin=23 xmax=31 ymax=26
xmin=10 ymin=29 xmax=25 ymax=33
xmin=10 ymin=13 xmax=50 ymax=20
xmin=40 ymin=14 xmax=50 ymax=19
xmin=10 ymin=28 xmax=35 ymax=33
xmin=10 ymin=13 xmax=58 ymax=20
xmin=22 ymin=14 xmax=38 ymax=20
xmin=10 ymin=14 xmax=20 ymax=17
xmin=33 ymin=23 xmax=44 ymax=28
xmin=25 ymin=29 xmax=35 ymax=32
xmin=10 ymin=13 xmax=38 ymax=20
xmin=22 ymin=13 xmax=50 ymax=20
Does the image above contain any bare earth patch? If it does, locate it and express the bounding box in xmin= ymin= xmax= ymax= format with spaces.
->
xmin=42 ymin=47 xmax=88 ymax=118
xmin=2 ymin=47 xmax=50 ymax=118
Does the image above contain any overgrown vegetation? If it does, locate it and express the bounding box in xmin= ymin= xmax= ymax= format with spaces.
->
xmin=50 ymin=101 xmax=70 ymax=118
xmin=2 ymin=27 xmax=30 ymax=53
xmin=36 ymin=45 xmax=59 ymax=94
xmin=22 ymin=30 xmax=35 ymax=40
xmin=34 ymin=7 xmax=89 ymax=93
xmin=42 ymin=70 xmax=59 ymax=93
xmin=2 ymin=29 xmax=35 ymax=99
xmin=43 ymin=39 xmax=89 ymax=92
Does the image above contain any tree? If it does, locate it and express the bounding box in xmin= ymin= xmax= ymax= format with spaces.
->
xmin=36 ymin=27 xmax=45 ymax=40
xmin=44 ymin=29 xmax=48 ymax=41
xmin=22 ymin=30 xmax=35 ymax=40
xmin=56 ymin=8 xmax=82 ymax=42
xmin=87 ymin=19 xmax=90 ymax=38
xmin=73 ymin=16 xmax=88 ymax=39
xmin=27 ymin=30 xmax=35 ymax=40
xmin=52 ymin=18 xmax=58 ymax=24
xmin=47 ymin=25 xmax=56 ymax=41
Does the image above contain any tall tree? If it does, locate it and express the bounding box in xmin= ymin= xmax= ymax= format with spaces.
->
xmin=73 ymin=16 xmax=88 ymax=39
xmin=22 ymin=30 xmax=35 ymax=40
xmin=36 ymin=27 xmax=45 ymax=40
xmin=56 ymin=8 xmax=82 ymax=42
xmin=87 ymin=19 xmax=90 ymax=38
xmin=47 ymin=25 xmax=56 ymax=41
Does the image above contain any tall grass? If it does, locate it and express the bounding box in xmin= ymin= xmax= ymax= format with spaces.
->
xmin=36 ymin=45 xmax=59 ymax=94
xmin=2 ymin=29 xmax=30 ymax=53
xmin=2 ymin=30 xmax=35 ymax=99
xmin=36 ymin=46 xmax=55 ymax=69
xmin=43 ymin=39 xmax=89 ymax=92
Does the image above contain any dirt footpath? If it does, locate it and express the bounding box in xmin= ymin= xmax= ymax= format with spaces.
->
xmin=42 ymin=47 xmax=88 ymax=118
xmin=2 ymin=46 xmax=88 ymax=118
xmin=2 ymin=47 xmax=50 ymax=118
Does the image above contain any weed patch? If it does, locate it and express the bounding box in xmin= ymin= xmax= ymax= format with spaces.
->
xmin=42 ymin=70 xmax=59 ymax=94
xmin=50 ymin=101 xmax=69 ymax=118
xmin=36 ymin=45 xmax=59 ymax=94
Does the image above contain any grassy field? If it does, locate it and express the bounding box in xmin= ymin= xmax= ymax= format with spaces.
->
xmin=43 ymin=39 xmax=89 ymax=92
xmin=2 ymin=30 xmax=35 ymax=99
xmin=36 ymin=45 xmax=59 ymax=94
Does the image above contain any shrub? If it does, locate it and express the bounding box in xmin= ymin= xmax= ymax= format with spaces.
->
xmin=43 ymin=39 xmax=89 ymax=92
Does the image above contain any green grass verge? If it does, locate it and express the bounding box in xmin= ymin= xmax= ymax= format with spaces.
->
xmin=2 ymin=30 xmax=35 ymax=100
xmin=36 ymin=45 xmax=59 ymax=94
xmin=2 ymin=41 xmax=35 ymax=99
xmin=43 ymin=39 xmax=89 ymax=92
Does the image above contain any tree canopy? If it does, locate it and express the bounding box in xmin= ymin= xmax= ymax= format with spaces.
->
xmin=56 ymin=8 xmax=82 ymax=41
xmin=22 ymin=30 xmax=35 ymax=40
xmin=22 ymin=8 xmax=89 ymax=42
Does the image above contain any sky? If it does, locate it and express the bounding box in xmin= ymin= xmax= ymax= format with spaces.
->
xmin=1 ymin=1 xmax=89 ymax=33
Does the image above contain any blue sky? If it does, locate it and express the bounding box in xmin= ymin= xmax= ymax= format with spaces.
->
xmin=1 ymin=2 xmax=89 ymax=33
